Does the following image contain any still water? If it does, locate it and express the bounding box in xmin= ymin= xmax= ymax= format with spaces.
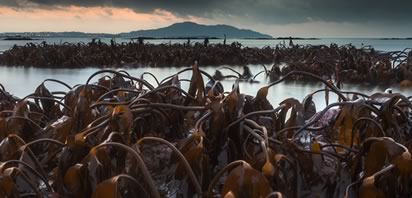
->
xmin=1 ymin=65 xmax=411 ymax=109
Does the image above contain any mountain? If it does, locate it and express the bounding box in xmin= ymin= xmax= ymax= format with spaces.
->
xmin=118 ymin=22 xmax=272 ymax=39
xmin=0 ymin=22 xmax=272 ymax=39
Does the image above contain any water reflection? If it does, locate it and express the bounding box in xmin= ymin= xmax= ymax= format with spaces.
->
xmin=0 ymin=65 xmax=411 ymax=109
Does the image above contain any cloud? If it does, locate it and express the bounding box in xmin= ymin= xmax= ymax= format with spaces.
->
xmin=0 ymin=0 xmax=18 ymax=7
xmin=2 ymin=0 xmax=411 ymax=25
xmin=103 ymin=8 xmax=113 ymax=16
xmin=0 ymin=6 xmax=191 ymax=33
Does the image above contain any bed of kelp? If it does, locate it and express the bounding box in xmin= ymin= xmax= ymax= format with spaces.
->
xmin=0 ymin=64 xmax=412 ymax=198
xmin=1 ymin=40 xmax=411 ymax=85
xmin=0 ymin=40 xmax=273 ymax=68
xmin=269 ymin=44 xmax=412 ymax=85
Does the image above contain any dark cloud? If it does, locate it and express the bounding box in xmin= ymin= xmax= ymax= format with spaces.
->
xmin=0 ymin=0 xmax=20 ymax=7
xmin=2 ymin=0 xmax=412 ymax=25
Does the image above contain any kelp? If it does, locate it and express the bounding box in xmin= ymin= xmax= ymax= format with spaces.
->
xmin=0 ymin=66 xmax=411 ymax=198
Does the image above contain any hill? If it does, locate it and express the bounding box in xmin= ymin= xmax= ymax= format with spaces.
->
xmin=118 ymin=22 xmax=272 ymax=39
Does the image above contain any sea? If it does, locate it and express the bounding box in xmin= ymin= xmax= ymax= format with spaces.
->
xmin=0 ymin=37 xmax=411 ymax=108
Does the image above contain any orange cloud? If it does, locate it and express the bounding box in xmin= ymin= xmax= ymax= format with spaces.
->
xmin=0 ymin=6 xmax=203 ymax=33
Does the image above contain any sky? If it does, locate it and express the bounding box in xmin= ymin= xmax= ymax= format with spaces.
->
xmin=0 ymin=0 xmax=411 ymax=37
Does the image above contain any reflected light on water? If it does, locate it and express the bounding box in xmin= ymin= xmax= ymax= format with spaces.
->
xmin=1 ymin=65 xmax=411 ymax=109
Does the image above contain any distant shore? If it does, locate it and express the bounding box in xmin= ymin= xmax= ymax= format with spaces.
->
xmin=244 ymin=37 xmax=319 ymax=40
xmin=2 ymin=36 xmax=42 ymax=41
xmin=128 ymin=36 xmax=221 ymax=40
xmin=379 ymin=38 xmax=412 ymax=40
xmin=127 ymin=37 xmax=320 ymax=40
xmin=2 ymin=36 xmax=412 ymax=41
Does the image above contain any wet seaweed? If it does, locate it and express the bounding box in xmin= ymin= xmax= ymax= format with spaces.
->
xmin=0 ymin=64 xmax=412 ymax=197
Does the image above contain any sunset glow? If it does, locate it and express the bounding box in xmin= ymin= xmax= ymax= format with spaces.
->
xmin=0 ymin=0 xmax=411 ymax=37
xmin=0 ymin=6 xmax=202 ymax=33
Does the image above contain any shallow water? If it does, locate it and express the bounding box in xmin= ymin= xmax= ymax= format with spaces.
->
xmin=1 ymin=65 xmax=411 ymax=109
